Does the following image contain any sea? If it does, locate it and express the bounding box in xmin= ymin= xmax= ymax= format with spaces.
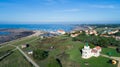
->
xmin=0 ymin=24 xmax=75 ymax=32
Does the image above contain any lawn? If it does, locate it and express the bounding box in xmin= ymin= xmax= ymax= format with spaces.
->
xmin=0 ymin=50 xmax=33 ymax=67
xmin=66 ymin=46 xmax=117 ymax=67
xmin=102 ymin=47 xmax=120 ymax=57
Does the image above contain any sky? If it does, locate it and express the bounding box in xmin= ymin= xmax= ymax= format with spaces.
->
xmin=0 ymin=0 xmax=120 ymax=24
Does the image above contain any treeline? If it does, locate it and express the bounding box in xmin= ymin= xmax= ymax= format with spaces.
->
xmin=113 ymin=32 xmax=120 ymax=36
xmin=89 ymin=24 xmax=120 ymax=28
xmin=72 ymin=33 xmax=120 ymax=47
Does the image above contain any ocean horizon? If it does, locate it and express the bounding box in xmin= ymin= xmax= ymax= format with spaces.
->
xmin=0 ymin=24 xmax=75 ymax=32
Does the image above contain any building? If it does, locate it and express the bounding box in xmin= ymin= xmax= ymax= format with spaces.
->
xmin=85 ymin=30 xmax=98 ymax=36
xmin=82 ymin=43 xmax=102 ymax=59
xmin=27 ymin=50 xmax=33 ymax=55
xmin=115 ymin=36 xmax=120 ymax=40
xmin=108 ymin=30 xmax=119 ymax=35
xmin=57 ymin=30 xmax=66 ymax=34
xmin=21 ymin=44 xmax=29 ymax=48
xmin=70 ymin=33 xmax=79 ymax=37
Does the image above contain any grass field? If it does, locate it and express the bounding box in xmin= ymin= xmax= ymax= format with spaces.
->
xmin=66 ymin=46 xmax=117 ymax=67
xmin=0 ymin=45 xmax=15 ymax=56
xmin=0 ymin=50 xmax=33 ymax=67
xmin=22 ymin=35 xmax=118 ymax=67
xmin=9 ymin=36 xmax=38 ymax=46
xmin=0 ymin=34 xmax=119 ymax=67
xmin=102 ymin=48 xmax=120 ymax=57
xmin=0 ymin=36 xmax=38 ymax=67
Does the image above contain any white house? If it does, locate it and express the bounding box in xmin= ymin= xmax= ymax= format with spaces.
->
xmin=21 ymin=44 xmax=27 ymax=48
xmin=82 ymin=43 xmax=101 ymax=59
xmin=82 ymin=45 xmax=92 ymax=58
xmin=70 ymin=33 xmax=79 ymax=37
xmin=28 ymin=51 xmax=33 ymax=55
xmin=57 ymin=30 xmax=66 ymax=34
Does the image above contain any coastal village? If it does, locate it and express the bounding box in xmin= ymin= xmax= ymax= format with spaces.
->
xmin=0 ymin=0 xmax=120 ymax=67
xmin=0 ymin=25 xmax=120 ymax=67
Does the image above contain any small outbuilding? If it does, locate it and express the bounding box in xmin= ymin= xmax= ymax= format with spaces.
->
xmin=21 ymin=44 xmax=30 ymax=48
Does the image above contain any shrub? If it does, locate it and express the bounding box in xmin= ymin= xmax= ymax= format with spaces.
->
xmin=116 ymin=47 xmax=120 ymax=53
xmin=33 ymin=49 xmax=48 ymax=60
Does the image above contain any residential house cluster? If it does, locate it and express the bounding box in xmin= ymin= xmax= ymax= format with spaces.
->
xmin=108 ymin=30 xmax=119 ymax=35
xmin=85 ymin=30 xmax=98 ymax=36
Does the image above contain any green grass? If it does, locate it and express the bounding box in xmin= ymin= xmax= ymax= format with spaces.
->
xmin=0 ymin=50 xmax=33 ymax=67
xmin=25 ymin=35 xmax=117 ymax=67
xmin=66 ymin=46 xmax=117 ymax=67
xmin=46 ymin=57 xmax=61 ymax=67
xmin=0 ymin=45 xmax=15 ymax=56
xmin=79 ymin=56 xmax=117 ymax=67
xmin=102 ymin=48 xmax=120 ymax=57
xmin=1 ymin=35 xmax=117 ymax=67
xmin=10 ymin=36 xmax=37 ymax=46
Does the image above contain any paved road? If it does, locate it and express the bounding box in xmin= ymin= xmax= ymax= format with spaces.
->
xmin=101 ymin=54 xmax=120 ymax=67
xmin=17 ymin=46 xmax=40 ymax=67
xmin=0 ymin=31 xmax=42 ymax=67
xmin=8 ymin=40 xmax=40 ymax=67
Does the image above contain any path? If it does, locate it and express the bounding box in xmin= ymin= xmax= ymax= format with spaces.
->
xmin=16 ymin=46 xmax=40 ymax=67
xmin=6 ymin=43 xmax=40 ymax=67
xmin=0 ymin=48 xmax=17 ymax=60
xmin=0 ymin=30 xmax=42 ymax=67
xmin=101 ymin=54 xmax=120 ymax=67
xmin=4 ymin=44 xmax=40 ymax=67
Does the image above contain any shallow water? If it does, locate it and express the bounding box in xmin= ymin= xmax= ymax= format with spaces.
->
xmin=0 ymin=32 xmax=11 ymax=35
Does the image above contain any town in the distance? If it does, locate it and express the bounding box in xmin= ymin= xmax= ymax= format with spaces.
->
xmin=0 ymin=24 xmax=120 ymax=67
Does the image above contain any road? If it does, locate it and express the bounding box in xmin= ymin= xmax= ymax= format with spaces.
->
xmin=101 ymin=54 xmax=120 ymax=67
xmin=16 ymin=46 xmax=40 ymax=67
xmin=7 ymin=38 xmax=40 ymax=67
xmin=0 ymin=30 xmax=42 ymax=67
xmin=0 ymin=48 xmax=17 ymax=60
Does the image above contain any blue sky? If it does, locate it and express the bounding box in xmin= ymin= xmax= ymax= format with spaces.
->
xmin=0 ymin=0 xmax=120 ymax=24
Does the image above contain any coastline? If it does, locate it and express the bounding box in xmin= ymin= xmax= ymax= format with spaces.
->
xmin=0 ymin=30 xmax=43 ymax=46
xmin=0 ymin=24 xmax=77 ymax=45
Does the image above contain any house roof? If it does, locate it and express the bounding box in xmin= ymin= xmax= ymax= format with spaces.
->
xmin=57 ymin=30 xmax=65 ymax=32
xmin=95 ymin=46 xmax=101 ymax=50
xmin=91 ymin=49 xmax=97 ymax=53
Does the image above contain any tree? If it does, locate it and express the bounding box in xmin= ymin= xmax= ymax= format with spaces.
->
xmin=33 ymin=49 xmax=48 ymax=60
xmin=47 ymin=57 xmax=62 ymax=67
xmin=116 ymin=47 xmax=120 ymax=53
xmin=72 ymin=32 xmax=120 ymax=47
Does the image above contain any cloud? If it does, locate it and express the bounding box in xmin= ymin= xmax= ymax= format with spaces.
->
xmin=91 ymin=5 xmax=115 ymax=9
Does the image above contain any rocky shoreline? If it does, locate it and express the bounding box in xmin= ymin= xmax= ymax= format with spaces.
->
xmin=0 ymin=29 xmax=34 ymax=44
